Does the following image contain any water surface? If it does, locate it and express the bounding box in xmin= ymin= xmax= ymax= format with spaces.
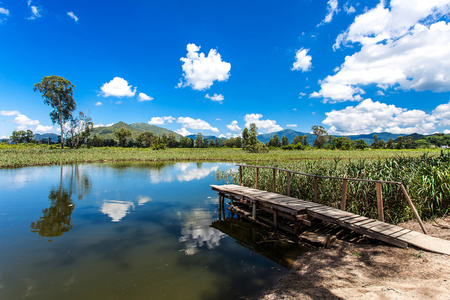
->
xmin=0 ymin=162 xmax=307 ymax=299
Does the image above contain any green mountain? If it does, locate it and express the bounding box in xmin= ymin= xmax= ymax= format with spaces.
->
xmin=91 ymin=122 xmax=181 ymax=140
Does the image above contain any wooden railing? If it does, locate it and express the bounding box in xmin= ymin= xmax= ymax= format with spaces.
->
xmin=237 ymin=164 xmax=427 ymax=234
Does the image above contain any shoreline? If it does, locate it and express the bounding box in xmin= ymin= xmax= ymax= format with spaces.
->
xmin=260 ymin=217 xmax=450 ymax=299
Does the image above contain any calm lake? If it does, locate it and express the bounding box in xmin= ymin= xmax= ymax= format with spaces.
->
xmin=0 ymin=162 xmax=308 ymax=299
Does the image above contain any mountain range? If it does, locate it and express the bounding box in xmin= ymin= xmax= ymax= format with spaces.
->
xmin=32 ymin=122 xmax=431 ymax=145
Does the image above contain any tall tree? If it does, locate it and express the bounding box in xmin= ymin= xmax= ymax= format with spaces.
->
xmin=34 ymin=76 xmax=76 ymax=148
xmin=312 ymin=125 xmax=328 ymax=148
xmin=114 ymin=128 xmax=132 ymax=147
xmin=195 ymin=133 xmax=203 ymax=148
xmin=242 ymin=127 xmax=249 ymax=148
xmin=282 ymin=136 xmax=289 ymax=146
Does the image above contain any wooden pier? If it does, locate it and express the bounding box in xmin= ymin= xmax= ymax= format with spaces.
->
xmin=211 ymin=165 xmax=450 ymax=255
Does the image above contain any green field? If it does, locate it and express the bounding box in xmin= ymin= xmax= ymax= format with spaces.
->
xmin=0 ymin=143 xmax=441 ymax=168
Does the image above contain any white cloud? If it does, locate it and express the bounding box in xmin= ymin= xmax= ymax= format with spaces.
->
xmin=138 ymin=92 xmax=153 ymax=102
xmin=148 ymin=116 xmax=175 ymax=125
xmin=100 ymin=200 xmax=134 ymax=222
xmin=344 ymin=2 xmax=356 ymax=14
xmin=205 ymin=93 xmax=224 ymax=103
xmin=28 ymin=5 xmax=41 ymax=20
xmin=178 ymin=43 xmax=231 ymax=90
xmin=0 ymin=7 xmax=9 ymax=16
xmin=95 ymin=102 xmax=102 ymax=106
xmin=432 ymin=101 xmax=450 ymax=126
xmin=226 ymin=120 xmax=241 ymax=132
xmin=67 ymin=11 xmax=78 ymax=22
xmin=0 ymin=110 xmax=55 ymax=134
xmin=175 ymin=128 xmax=193 ymax=136
xmin=319 ymin=0 xmax=339 ymax=25
xmin=287 ymin=124 xmax=297 ymax=127
xmin=177 ymin=117 xmax=219 ymax=133
xmin=218 ymin=134 xmax=226 ymax=138
xmin=444 ymin=129 xmax=450 ymax=134
xmin=244 ymin=113 xmax=283 ymax=133
xmin=322 ymin=99 xmax=438 ymax=135
xmin=314 ymin=1 xmax=450 ymax=102
xmin=100 ymin=77 xmax=137 ymax=98
xmin=291 ymin=48 xmax=312 ymax=72
xmin=93 ymin=122 xmax=114 ymax=128
xmin=299 ymin=92 xmax=306 ymax=98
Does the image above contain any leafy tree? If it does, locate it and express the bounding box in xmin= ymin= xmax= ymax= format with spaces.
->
xmin=195 ymin=133 xmax=203 ymax=148
xmin=90 ymin=135 xmax=104 ymax=147
xmin=180 ymin=136 xmax=194 ymax=148
xmin=303 ymin=134 xmax=309 ymax=146
xmin=405 ymin=137 xmax=414 ymax=149
xmin=292 ymin=135 xmax=304 ymax=145
xmin=135 ymin=131 xmax=155 ymax=148
xmin=203 ymin=137 xmax=209 ymax=148
xmin=386 ymin=138 xmax=394 ymax=149
xmin=268 ymin=134 xmax=281 ymax=147
xmin=353 ymin=139 xmax=368 ymax=150
xmin=114 ymin=128 xmax=132 ymax=147
xmin=66 ymin=111 xmax=93 ymax=148
xmin=396 ymin=136 xmax=404 ymax=149
xmin=331 ymin=136 xmax=352 ymax=150
xmin=244 ymin=123 xmax=268 ymax=153
xmin=371 ymin=134 xmax=380 ymax=149
xmin=167 ymin=132 xmax=178 ymax=148
xmin=312 ymin=125 xmax=328 ymax=148
xmin=34 ymin=76 xmax=76 ymax=148
xmin=242 ymin=127 xmax=249 ymax=148
xmin=282 ymin=136 xmax=289 ymax=146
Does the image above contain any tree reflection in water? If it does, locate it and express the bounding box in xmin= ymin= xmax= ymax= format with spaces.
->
xmin=30 ymin=164 xmax=91 ymax=238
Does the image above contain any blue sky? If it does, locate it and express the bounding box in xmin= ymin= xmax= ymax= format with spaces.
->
xmin=1 ymin=0 xmax=450 ymax=139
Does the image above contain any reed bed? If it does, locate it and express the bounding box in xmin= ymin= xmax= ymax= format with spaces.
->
xmin=216 ymin=152 xmax=450 ymax=223
xmin=0 ymin=144 xmax=437 ymax=168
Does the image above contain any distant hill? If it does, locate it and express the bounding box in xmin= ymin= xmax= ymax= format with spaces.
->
xmin=34 ymin=133 xmax=60 ymax=143
xmin=186 ymin=134 xmax=226 ymax=141
xmin=91 ymin=122 xmax=181 ymax=140
xmin=256 ymin=130 xmax=407 ymax=145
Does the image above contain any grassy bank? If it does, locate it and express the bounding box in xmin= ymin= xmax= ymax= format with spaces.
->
xmin=0 ymin=143 xmax=441 ymax=168
xmin=216 ymin=152 xmax=450 ymax=223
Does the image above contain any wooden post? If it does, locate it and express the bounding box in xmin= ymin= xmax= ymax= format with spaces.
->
xmin=273 ymin=208 xmax=278 ymax=228
xmin=286 ymin=171 xmax=291 ymax=197
xmin=314 ymin=177 xmax=318 ymax=202
xmin=255 ymin=167 xmax=259 ymax=189
xmin=239 ymin=165 xmax=242 ymax=186
xmin=252 ymin=201 xmax=257 ymax=219
xmin=272 ymin=168 xmax=276 ymax=193
xmin=341 ymin=175 xmax=348 ymax=211
xmin=400 ymin=184 xmax=427 ymax=234
xmin=376 ymin=182 xmax=384 ymax=222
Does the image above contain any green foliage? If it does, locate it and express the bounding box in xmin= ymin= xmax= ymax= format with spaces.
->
xmin=281 ymin=143 xmax=305 ymax=150
xmin=114 ymin=128 xmax=132 ymax=147
xmin=10 ymin=130 xmax=34 ymax=144
xmin=244 ymin=123 xmax=268 ymax=153
xmin=312 ymin=125 xmax=328 ymax=148
xmin=217 ymin=151 xmax=450 ymax=223
xmin=34 ymin=76 xmax=76 ymax=148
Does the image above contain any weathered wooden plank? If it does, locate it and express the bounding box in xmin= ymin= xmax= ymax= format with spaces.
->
xmin=389 ymin=228 xmax=411 ymax=238
xmin=396 ymin=230 xmax=422 ymax=242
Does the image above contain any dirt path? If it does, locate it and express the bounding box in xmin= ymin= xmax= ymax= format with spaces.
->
xmin=261 ymin=217 xmax=450 ymax=300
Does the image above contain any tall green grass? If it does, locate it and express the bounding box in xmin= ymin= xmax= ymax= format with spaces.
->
xmin=0 ymin=143 xmax=438 ymax=168
xmin=216 ymin=152 xmax=450 ymax=223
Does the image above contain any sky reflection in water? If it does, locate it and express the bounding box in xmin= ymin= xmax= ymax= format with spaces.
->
xmin=0 ymin=162 xmax=305 ymax=299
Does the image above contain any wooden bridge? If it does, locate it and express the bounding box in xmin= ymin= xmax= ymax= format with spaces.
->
xmin=211 ymin=165 xmax=450 ymax=255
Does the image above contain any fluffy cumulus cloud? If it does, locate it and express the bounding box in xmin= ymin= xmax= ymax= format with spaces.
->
xmin=344 ymin=2 xmax=356 ymax=14
xmin=319 ymin=0 xmax=339 ymax=25
xmin=312 ymin=0 xmax=450 ymax=102
xmin=177 ymin=117 xmax=219 ymax=133
xmin=432 ymin=101 xmax=450 ymax=126
xmin=95 ymin=101 xmax=102 ymax=106
xmin=148 ymin=116 xmax=175 ymax=125
xmin=321 ymin=99 xmax=450 ymax=135
xmin=67 ymin=11 xmax=79 ymax=22
xmin=244 ymin=113 xmax=283 ymax=133
xmin=93 ymin=122 xmax=114 ymax=128
xmin=0 ymin=110 xmax=54 ymax=133
xmin=291 ymin=48 xmax=312 ymax=72
xmin=138 ymin=92 xmax=153 ymax=102
xmin=178 ymin=43 xmax=231 ymax=90
xmin=205 ymin=93 xmax=224 ymax=103
xmin=100 ymin=77 xmax=137 ymax=98
xmin=175 ymin=128 xmax=193 ymax=136
xmin=444 ymin=129 xmax=450 ymax=134
xmin=226 ymin=120 xmax=241 ymax=132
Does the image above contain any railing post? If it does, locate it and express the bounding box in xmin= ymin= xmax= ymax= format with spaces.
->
xmin=272 ymin=168 xmax=276 ymax=193
xmin=400 ymin=184 xmax=427 ymax=234
xmin=341 ymin=175 xmax=348 ymax=211
xmin=286 ymin=171 xmax=291 ymax=197
xmin=314 ymin=177 xmax=318 ymax=202
xmin=255 ymin=167 xmax=259 ymax=189
xmin=376 ymin=182 xmax=384 ymax=222
xmin=239 ymin=165 xmax=242 ymax=186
